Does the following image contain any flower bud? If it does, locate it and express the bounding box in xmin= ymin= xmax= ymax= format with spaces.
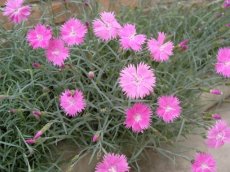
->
xmin=88 ymin=71 xmax=95 ymax=79
xmin=178 ymin=39 xmax=189 ymax=51
xmin=210 ymin=89 xmax=223 ymax=95
xmin=9 ymin=109 xmax=17 ymax=113
xmin=33 ymin=130 xmax=43 ymax=140
xmin=92 ymin=133 xmax=100 ymax=142
xmin=212 ymin=114 xmax=222 ymax=120
xmin=25 ymin=138 xmax=35 ymax=144
xmin=32 ymin=110 xmax=42 ymax=119
xmin=32 ymin=62 xmax=41 ymax=69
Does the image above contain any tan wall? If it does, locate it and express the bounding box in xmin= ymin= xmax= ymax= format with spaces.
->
xmin=0 ymin=0 xmax=138 ymax=30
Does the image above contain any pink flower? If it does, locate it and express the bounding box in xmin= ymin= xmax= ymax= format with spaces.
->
xmin=156 ymin=95 xmax=182 ymax=123
xmin=224 ymin=0 xmax=230 ymax=8
xmin=119 ymin=24 xmax=146 ymax=52
xmin=27 ymin=24 xmax=52 ymax=49
xmin=61 ymin=18 xmax=87 ymax=46
xmin=147 ymin=32 xmax=174 ymax=62
xmin=33 ymin=131 xmax=43 ymax=140
xmin=178 ymin=39 xmax=189 ymax=51
xmin=212 ymin=114 xmax=222 ymax=120
xmin=95 ymin=153 xmax=130 ymax=172
xmin=192 ymin=152 xmax=216 ymax=172
xmin=3 ymin=0 xmax=31 ymax=24
xmin=225 ymin=23 xmax=230 ymax=27
xmin=124 ymin=103 xmax=152 ymax=133
xmin=215 ymin=47 xmax=230 ymax=78
xmin=25 ymin=138 xmax=35 ymax=144
xmin=119 ymin=63 xmax=156 ymax=99
xmin=93 ymin=11 xmax=121 ymax=41
xmin=210 ymin=89 xmax=223 ymax=95
xmin=45 ymin=39 xmax=70 ymax=66
xmin=206 ymin=120 xmax=230 ymax=148
xmin=60 ymin=89 xmax=86 ymax=117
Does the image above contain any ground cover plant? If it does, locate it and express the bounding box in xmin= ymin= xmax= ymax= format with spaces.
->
xmin=0 ymin=0 xmax=230 ymax=171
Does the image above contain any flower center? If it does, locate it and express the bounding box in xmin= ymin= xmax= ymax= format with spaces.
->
xmin=134 ymin=113 xmax=142 ymax=122
xmin=216 ymin=132 xmax=225 ymax=141
xmin=14 ymin=8 xmax=21 ymax=14
xmin=106 ymin=23 xmax=112 ymax=30
xmin=134 ymin=75 xmax=142 ymax=85
xmin=36 ymin=34 xmax=43 ymax=41
xmin=70 ymin=27 xmax=76 ymax=37
xmin=52 ymin=50 xmax=60 ymax=56
xmin=165 ymin=106 xmax=173 ymax=113
xmin=68 ymin=97 xmax=76 ymax=106
xmin=224 ymin=61 xmax=230 ymax=66
xmin=159 ymin=44 xmax=167 ymax=52
xmin=201 ymin=163 xmax=209 ymax=170
xmin=108 ymin=166 xmax=117 ymax=172
xmin=129 ymin=33 xmax=136 ymax=40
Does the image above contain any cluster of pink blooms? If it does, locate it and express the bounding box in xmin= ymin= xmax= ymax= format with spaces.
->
xmin=26 ymin=17 xmax=87 ymax=66
xmin=5 ymin=0 xmax=230 ymax=170
xmin=192 ymin=6 xmax=230 ymax=170
xmin=191 ymin=120 xmax=230 ymax=171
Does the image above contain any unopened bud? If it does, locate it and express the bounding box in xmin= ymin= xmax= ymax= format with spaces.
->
xmin=88 ymin=71 xmax=95 ymax=79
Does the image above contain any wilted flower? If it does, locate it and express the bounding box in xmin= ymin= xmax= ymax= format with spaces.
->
xmin=95 ymin=153 xmax=130 ymax=172
xmin=147 ymin=32 xmax=174 ymax=62
xmin=206 ymin=120 xmax=230 ymax=148
xmin=156 ymin=95 xmax=182 ymax=123
xmin=125 ymin=103 xmax=152 ymax=133
xmin=27 ymin=24 xmax=52 ymax=49
xmin=215 ymin=47 xmax=230 ymax=78
xmin=60 ymin=89 xmax=86 ymax=117
xmin=3 ymin=0 xmax=31 ymax=24
xmin=93 ymin=11 xmax=121 ymax=41
xmin=119 ymin=63 xmax=156 ymax=99
xmin=45 ymin=39 xmax=70 ymax=66
xmin=191 ymin=152 xmax=216 ymax=172
xmin=61 ymin=18 xmax=87 ymax=46
xmin=119 ymin=24 xmax=146 ymax=52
